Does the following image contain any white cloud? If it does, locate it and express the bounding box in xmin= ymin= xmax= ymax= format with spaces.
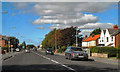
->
xmin=79 ymin=29 xmax=93 ymax=36
xmin=33 ymin=14 xmax=99 ymax=25
xmin=2 ymin=0 xmax=119 ymax=2
xmin=78 ymin=23 xmax=114 ymax=29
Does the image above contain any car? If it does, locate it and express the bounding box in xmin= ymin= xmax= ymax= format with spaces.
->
xmin=65 ymin=46 xmax=88 ymax=60
xmin=25 ymin=49 xmax=30 ymax=53
xmin=16 ymin=48 xmax=20 ymax=52
xmin=33 ymin=48 xmax=37 ymax=51
xmin=45 ymin=48 xmax=54 ymax=55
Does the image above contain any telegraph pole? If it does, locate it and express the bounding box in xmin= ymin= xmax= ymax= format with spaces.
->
xmin=55 ymin=28 xmax=57 ymax=51
xmin=76 ymin=28 xmax=78 ymax=47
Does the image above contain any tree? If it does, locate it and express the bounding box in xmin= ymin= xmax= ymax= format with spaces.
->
xmin=90 ymin=28 xmax=101 ymax=36
xmin=42 ymin=26 xmax=82 ymax=49
xmin=8 ymin=37 xmax=19 ymax=48
xmin=27 ymin=44 xmax=36 ymax=48
xmin=21 ymin=41 xmax=26 ymax=49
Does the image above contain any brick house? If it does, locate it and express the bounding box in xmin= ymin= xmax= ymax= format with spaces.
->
xmin=112 ymin=29 xmax=120 ymax=48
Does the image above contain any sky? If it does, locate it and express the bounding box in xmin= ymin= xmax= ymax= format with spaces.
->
xmin=1 ymin=2 xmax=119 ymax=46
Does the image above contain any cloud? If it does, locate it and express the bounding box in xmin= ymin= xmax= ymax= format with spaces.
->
xmin=78 ymin=23 xmax=114 ymax=29
xmin=2 ymin=0 xmax=119 ymax=2
xmin=13 ymin=3 xmax=29 ymax=9
xmin=33 ymin=2 xmax=113 ymax=16
xmin=79 ymin=29 xmax=93 ymax=36
xmin=33 ymin=14 xmax=99 ymax=25
xmin=37 ymin=27 xmax=46 ymax=29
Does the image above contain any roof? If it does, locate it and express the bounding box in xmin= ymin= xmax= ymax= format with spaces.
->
xmin=108 ymin=29 xmax=118 ymax=35
xmin=112 ymin=29 xmax=120 ymax=36
xmin=82 ymin=34 xmax=100 ymax=42
xmin=103 ymin=30 xmax=106 ymax=34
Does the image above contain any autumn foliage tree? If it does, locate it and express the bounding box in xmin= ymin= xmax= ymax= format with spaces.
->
xmin=42 ymin=27 xmax=83 ymax=50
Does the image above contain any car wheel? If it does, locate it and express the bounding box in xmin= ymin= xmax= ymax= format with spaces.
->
xmin=51 ymin=53 xmax=54 ymax=55
xmin=68 ymin=54 xmax=72 ymax=60
xmin=84 ymin=57 xmax=88 ymax=60
xmin=65 ymin=54 xmax=68 ymax=59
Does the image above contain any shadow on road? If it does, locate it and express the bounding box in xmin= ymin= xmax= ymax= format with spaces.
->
xmin=2 ymin=64 xmax=118 ymax=72
xmin=70 ymin=59 xmax=95 ymax=61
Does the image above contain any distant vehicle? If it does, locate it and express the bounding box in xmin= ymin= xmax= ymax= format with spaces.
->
xmin=16 ymin=48 xmax=20 ymax=52
xmin=65 ymin=46 xmax=88 ymax=60
xmin=45 ymin=48 xmax=54 ymax=55
xmin=25 ymin=49 xmax=30 ymax=53
xmin=33 ymin=48 xmax=37 ymax=51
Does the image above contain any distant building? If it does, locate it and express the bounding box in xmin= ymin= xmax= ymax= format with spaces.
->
xmin=82 ymin=34 xmax=100 ymax=48
xmin=98 ymin=25 xmax=120 ymax=47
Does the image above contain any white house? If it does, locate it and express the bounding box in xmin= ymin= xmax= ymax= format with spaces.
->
xmin=98 ymin=25 xmax=118 ymax=47
xmin=82 ymin=34 xmax=100 ymax=48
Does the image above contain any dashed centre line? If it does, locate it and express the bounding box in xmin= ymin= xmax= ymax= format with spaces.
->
xmin=32 ymin=51 xmax=76 ymax=72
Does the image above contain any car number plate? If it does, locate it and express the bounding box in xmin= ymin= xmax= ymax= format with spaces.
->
xmin=78 ymin=56 xmax=84 ymax=57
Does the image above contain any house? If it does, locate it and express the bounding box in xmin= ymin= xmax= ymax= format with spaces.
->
xmin=0 ymin=35 xmax=9 ymax=47
xmin=112 ymin=29 xmax=120 ymax=48
xmin=98 ymin=25 xmax=119 ymax=47
xmin=82 ymin=34 xmax=100 ymax=48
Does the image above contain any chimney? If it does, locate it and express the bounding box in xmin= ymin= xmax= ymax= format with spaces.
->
xmin=113 ymin=25 xmax=118 ymax=29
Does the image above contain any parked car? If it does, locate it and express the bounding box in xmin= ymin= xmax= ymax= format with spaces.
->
xmin=45 ymin=48 xmax=54 ymax=55
xmin=25 ymin=48 xmax=30 ymax=53
xmin=65 ymin=46 xmax=88 ymax=60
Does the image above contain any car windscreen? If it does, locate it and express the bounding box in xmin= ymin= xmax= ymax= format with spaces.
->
xmin=47 ymin=49 xmax=53 ymax=51
xmin=71 ymin=47 xmax=82 ymax=51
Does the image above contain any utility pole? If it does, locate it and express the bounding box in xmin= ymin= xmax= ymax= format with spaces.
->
xmin=76 ymin=28 xmax=78 ymax=47
xmin=55 ymin=29 xmax=57 ymax=51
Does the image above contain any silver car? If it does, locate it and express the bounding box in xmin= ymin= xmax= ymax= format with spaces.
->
xmin=25 ymin=49 xmax=30 ymax=53
xmin=65 ymin=46 xmax=88 ymax=60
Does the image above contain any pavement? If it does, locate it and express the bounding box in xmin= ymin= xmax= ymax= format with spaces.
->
xmin=54 ymin=52 xmax=119 ymax=65
xmin=2 ymin=51 xmax=23 ymax=61
xmin=1 ymin=50 xmax=119 ymax=72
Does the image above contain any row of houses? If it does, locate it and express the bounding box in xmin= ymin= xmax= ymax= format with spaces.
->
xmin=82 ymin=25 xmax=120 ymax=48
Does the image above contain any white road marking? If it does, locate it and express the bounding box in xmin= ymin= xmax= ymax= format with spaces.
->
xmin=32 ymin=51 xmax=76 ymax=72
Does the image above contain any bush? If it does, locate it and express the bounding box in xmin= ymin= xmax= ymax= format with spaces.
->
xmin=2 ymin=47 xmax=9 ymax=54
xmin=90 ymin=47 xmax=118 ymax=57
xmin=117 ymin=49 xmax=120 ymax=59
xmin=58 ymin=46 xmax=67 ymax=53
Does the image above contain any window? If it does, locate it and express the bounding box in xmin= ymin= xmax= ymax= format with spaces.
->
xmin=111 ymin=37 xmax=113 ymax=41
xmin=106 ymin=37 xmax=109 ymax=42
xmin=102 ymin=37 xmax=104 ymax=42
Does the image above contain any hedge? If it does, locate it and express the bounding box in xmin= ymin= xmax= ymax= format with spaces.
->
xmin=90 ymin=47 xmax=118 ymax=57
xmin=58 ymin=46 xmax=67 ymax=53
xmin=2 ymin=47 xmax=9 ymax=54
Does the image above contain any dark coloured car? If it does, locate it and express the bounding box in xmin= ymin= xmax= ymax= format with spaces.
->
xmin=65 ymin=46 xmax=88 ymax=60
xmin=45 ymin=48 xmax=54 ymax=55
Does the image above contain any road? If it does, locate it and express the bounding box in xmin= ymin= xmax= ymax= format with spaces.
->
xmin=2 ymin=50 xmax=119 ymax=72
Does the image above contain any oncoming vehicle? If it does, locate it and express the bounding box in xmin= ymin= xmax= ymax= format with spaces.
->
xmin=65 ymin=46 xmax=88 ymax=60
xmin=45 ymin=48 xmax=54 ymax=55
xmin=25 ymin=48 xmax=30 ymax=53
xmin=16 ymin=48 xmax=20 ymax=52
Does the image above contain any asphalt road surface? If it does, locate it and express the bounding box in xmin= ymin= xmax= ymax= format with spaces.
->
xmin=2 ymin=50 xmax=119 ymax=72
